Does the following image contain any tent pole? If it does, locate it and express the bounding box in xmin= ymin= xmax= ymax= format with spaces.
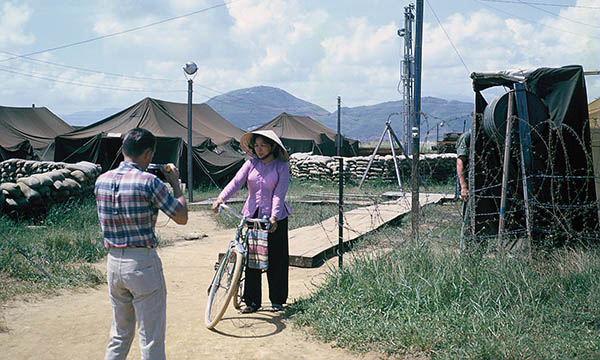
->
xmin=497 ymin=91 xmax=515 ymax=253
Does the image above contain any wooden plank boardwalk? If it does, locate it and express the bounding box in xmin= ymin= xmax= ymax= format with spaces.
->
xmin=288 ymin=192 xmax=451 ymax=268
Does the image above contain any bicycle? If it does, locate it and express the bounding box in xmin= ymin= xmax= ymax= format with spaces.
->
xmin=205 ymin=204 xmax=269 ymax=329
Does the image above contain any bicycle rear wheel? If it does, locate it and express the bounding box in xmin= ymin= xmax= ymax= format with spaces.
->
xmin=205 ymin=248 xmax=243 ymax=329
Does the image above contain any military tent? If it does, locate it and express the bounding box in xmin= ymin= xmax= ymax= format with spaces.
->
xmin=54 ymin=97 xmax=245 ymax=186
xmin=0 ymin=105 xmax=74 ymax=161
xmin=256 ymin=112 xmax=359 ymax=156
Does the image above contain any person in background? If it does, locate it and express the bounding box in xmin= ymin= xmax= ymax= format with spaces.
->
xmin=456 ymin=129 xmax=472 ymax=247
xmin=95 ymin=128 xmax=188 ymax=360
xmin=212 ymin=130 xmax=292 ymax=313
xmin=456 ymin=129 xmax=471 ymax=202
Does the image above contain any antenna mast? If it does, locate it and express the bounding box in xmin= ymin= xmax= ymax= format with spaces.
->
xmin=400 ymin=4 xmax=415 ymax=155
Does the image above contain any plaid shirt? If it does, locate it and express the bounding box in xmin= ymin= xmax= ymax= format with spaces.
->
xmin=95 ymin=161 xmax=182 ymax=248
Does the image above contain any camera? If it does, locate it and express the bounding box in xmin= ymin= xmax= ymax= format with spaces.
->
xmin=146 ymin=163 xmax=172 ymax=181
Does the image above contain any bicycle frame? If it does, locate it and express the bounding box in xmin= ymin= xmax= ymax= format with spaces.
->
xmin=205 ymin=204 xmax=269 ymax=328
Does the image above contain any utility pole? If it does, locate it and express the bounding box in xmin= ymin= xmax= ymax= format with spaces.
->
xmin=399 ymin=4 xmax=415 ymax=156
xmin=411 ymin=0 xmax=424 ymax=243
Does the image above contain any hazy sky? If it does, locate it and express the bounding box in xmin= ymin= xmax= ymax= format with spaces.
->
xmin=1 ymin=0 xmax=598 ymax=116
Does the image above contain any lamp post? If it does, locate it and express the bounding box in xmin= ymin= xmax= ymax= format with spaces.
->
xmin=436 ymin=121 xmax=445 ymax=142
xmin=183 ymin=61 xmax=198 ymax=203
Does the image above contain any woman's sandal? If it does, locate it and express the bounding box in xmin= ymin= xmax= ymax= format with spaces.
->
xmin=241 ymin=304 xmax=259 ymax=313
xmin=269 ymin=304 xmax=283 ymax=312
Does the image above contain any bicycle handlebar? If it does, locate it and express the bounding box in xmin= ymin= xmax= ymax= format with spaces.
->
xmin=218 ymin=204 xmax=270 ymax=227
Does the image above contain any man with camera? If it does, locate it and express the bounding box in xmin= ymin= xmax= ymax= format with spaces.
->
xmin=95 ymin=128 xmax=188 ymax=360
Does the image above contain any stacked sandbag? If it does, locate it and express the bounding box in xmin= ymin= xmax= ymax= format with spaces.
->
xmin=288 ymin=152 xmax=457 ymax=183
xmin=289 ymin=153 xmax=332 ymax=181
xmin=0 ymin=159 xmax=102 ymax=211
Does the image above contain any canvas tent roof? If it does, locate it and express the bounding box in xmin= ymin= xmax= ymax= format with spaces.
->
xmin=54 ymin=97 xmax=245 ymax=185
xmin=256 ymin=112 xmax=359 ymax=156
xmin=0 ymin=105 xmax=74 ymax=161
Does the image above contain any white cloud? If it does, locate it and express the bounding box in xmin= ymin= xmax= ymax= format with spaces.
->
xmin=226 ymin=0 xmax=289 ymax=35
xmin=0 ymin=1 xmax=34 ymax=46
xmin=320 ymin=18 xmax=397 ymax=65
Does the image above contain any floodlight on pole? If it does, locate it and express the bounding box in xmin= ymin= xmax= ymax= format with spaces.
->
xmin=437 ymin=120 xmax=445 ymax=142
xmin=183 ymin=61 xmax=198 ymax=202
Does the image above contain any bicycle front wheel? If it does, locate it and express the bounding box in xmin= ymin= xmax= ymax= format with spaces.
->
xmin=232 ymin=276 xmax=245 ymax=310
xmin=205 ymin=248 xmax=243 ymax=329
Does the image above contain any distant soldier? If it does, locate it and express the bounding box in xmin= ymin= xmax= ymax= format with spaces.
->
xmin=456 ymin=129 xmax=471 ymax=248
xmin=456 ymin=130 xmax=471 ymax=202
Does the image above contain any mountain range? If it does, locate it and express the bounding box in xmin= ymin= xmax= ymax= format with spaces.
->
xmin=207 ymin=86 xmax=473 ymax=142
xmin=61 ymin=86 xmax=473 ymax=142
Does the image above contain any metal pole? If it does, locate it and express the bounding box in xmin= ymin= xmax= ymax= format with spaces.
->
xmin=359 ymin=125 xmax=388 ymax=189
xmin=187 ymin=78 xmax=193 ymax=202
xmin=514 ymin=82 xmax=534 ymax=257
xmin=497 ymin=91 xmax=515 ymax=252
xmin=402 ymin=5 xmax=415 ymax=156
xmin=411 ymin=0 xmax=424 ymax=244
xmin=337 ymin=96 xmax=341 ymax=156
xmin=337 ymin=96 xmax=343 ymax=269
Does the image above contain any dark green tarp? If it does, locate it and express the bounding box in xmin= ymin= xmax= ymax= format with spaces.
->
xmin=469 ymin=65 xmax=598 ymax=245
xmin=54 ymin=97 xmax=245 ymax=186
xmin=256 ymin=112 xmax=359 ymax=156
xmin=0 ymin=106 xmax=74 ymax=161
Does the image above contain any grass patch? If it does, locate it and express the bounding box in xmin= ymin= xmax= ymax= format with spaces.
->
xmin=287 ymin=202 xmax=600 ymax=359
xmin=0 ymin=197 xmax=106 ymax=302
xmin=1 ymin=178 xmax=415 ymax=302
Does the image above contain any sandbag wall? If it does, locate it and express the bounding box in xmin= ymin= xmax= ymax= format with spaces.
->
xmin=0 ymin=159 xmax=102 ymax=211
xmin=289 ymin=152 xmax=456 ymax=183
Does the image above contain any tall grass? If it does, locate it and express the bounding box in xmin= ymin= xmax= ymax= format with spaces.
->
xmin=287 ymin=203 xmax=600 ymax=358
xmin=0 ymin=197 xmax=106 ymax=301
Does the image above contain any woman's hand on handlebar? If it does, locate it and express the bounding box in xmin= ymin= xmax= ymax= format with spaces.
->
xmin=212 ymin=198 xmax=224 ymax=213
xmin=268 ymin=216 xmax=278 ymax=233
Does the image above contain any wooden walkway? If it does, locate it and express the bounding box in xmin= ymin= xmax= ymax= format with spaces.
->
xmin=288 ymin=192 xmax=450 ymax=267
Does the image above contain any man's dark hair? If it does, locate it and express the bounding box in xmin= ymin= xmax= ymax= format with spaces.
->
xmin=250 ymin=134 xmax=280 ymax=157
xmin=122 ymin=128 xmax=156 ymax=158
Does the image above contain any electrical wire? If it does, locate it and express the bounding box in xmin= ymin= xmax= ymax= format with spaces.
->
xmin=0 ymin=0 xmax=241 ymax=63
xmin=0 ymin=50 xmax=180 ymax=83
xmin=480 ymin=0 xmax=600 ymax=9
xmin=475 ymin=0 xmax=600 ymax=40
xmin=426 ymin=0 xmax=471 ymax=74
xmin=515 ymin=0 xmax=600 ymax=29
xmin=0 ymin=65 xmax=177 ymax=92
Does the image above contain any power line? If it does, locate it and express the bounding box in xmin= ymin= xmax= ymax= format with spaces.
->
xmin=0 ymin=0 xmax=241 ymax=63
xmin=0 ymin=65 xmax=184 ymax=93
xmin=516 ymin=0 xmax=600 ymax=29
xmin=475 ymin=0 xmax=600 ymax=40
xmin=0 ymin=51 xmax=180 ymax=83
xmin=480 ymin=0 xmax=600 ymax=9
xmin=426 ymin=0 xmax=471 ymax=74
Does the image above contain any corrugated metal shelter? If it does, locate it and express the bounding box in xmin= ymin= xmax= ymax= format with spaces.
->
xmin=54 ymin=97 xmax=245 ymax=186
xmin=0 ymin=106 xmax=74 ymax=161
xmin=256 ymin=112 xmax=359 ymax=156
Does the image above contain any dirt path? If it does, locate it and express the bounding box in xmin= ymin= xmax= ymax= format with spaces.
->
xmin=0 ymin=210 xmax=381 ymax=360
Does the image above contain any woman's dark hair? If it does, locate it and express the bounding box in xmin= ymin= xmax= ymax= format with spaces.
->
xmin=122 ymin=128 xmax=156 ymax=158
xmin=250 ymin=134 xmax=280 ymax=157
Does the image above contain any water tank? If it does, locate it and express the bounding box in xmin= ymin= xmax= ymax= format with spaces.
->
xmin=483 ymin=90 xmax=548 ymax=144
